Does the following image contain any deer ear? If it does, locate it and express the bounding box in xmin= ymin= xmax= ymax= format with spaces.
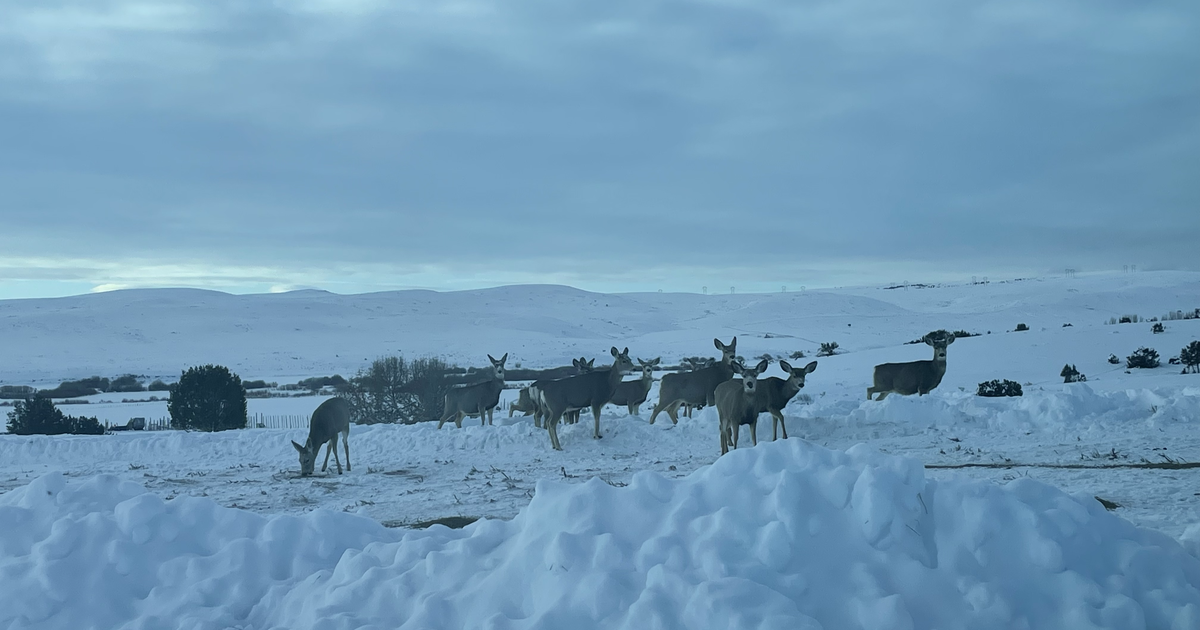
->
xmin=501 ymin=353 xmax=508 ymax=362
xmin=730 ymin=362 xmax=743 ymax=374
xmin=756 ymin=359 xmax=769 ymax=373
xmin=652 ymin=358 xmax=661 ymax=366
xmin=779 ymin=360 xmax=792 ymax=372
xmin=292 ymin=440 xmax=304 ymax=453
xmin=611 ymin=346 xmax=619 ymax=357
xmin=805 ymin=361 xmax=818 ymax=373
xmin=945 ymin=335 xmax=955 ymax=345
xmin=488 ymin=354 xmax=496 ymax=362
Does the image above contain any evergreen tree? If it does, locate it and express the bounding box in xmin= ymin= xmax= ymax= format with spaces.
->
xmin=168 ymin=365 xmax=247 ymax=431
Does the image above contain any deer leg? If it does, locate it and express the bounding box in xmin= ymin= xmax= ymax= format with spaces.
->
xmin=592 ymin=406 xmax=603 ymax=439
xmin=330 ymin=434 xmax=343 ymax=474
xmin=455 ymin=411 xmax=465 ymax=429
xmin=666 ymin=401 xmax=682 ymax=425
xmin=772 ymin=410 xmax=787 ymax=440
xmin=322 ymin=436 xmax=334 ymax=472
xmin=720 ymin=419 xmax=729 ymax=455
xmin=875 ymin=391 xmax=889 ymax=401
xmin=548 ymin=413 xmax=563 ymax=451
xmin=437 ymin=409 xmax=452 ymax=430
xmin=342 ymin=429 xmax=351 ymax=471
xmin=750 ymin=420 xmax=758 ymax=446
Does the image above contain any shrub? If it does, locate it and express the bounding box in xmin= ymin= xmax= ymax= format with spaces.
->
xmin=346 ymin=355 xmax=456 ymax=424
xmin=1181 ymin=341 xmax=1200 ymax=374
xmin=977 ymin=380 xmax=1023 ymax=397
xmin=1060 ymin=364 xmax=1086 ymax=383
xmin=951 ymin=330 xmax=979 ymax=338
xmin=755 ymin=353 xmax=774 ymax=363
xmin=147 ymin=379 xmax=172 ymax=392
xmin=242 ymin=380 xmax=274 ymax=390
xmin=0 ymin=385 xmax=36 ymax=400
xmin=1014 ymin=323 xmax=1029 ymax=332
xmin=168 ymin=365 xmax=247 ymax=431
xmin=1151 ymin=322 xmax=1165 ymax=334
xmin=38 ymin=381 xmax=100 ymax=399
xmin=817 ymin=342 xmax=840 ymax=357
xmin=297 ymin=375 xmax=348 ymax=392
xmin=1119 ymin=316 xmax=1133 ymax=324
xmin=789 ymin=350 xmax=807 ymax=360
xmin=108 ymin=374 xmax=145 ymax=393
xmin=6 ymin=397 xmax=105 ymax=435
xmin=1126 ymin=347 xmax=1160 ymax=369
xmin=1107 ymin=354 xmax=1121 ymax=365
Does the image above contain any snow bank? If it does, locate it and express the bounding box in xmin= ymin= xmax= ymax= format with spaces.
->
xmin=4 ymin=441 xmax=1199 ymax=630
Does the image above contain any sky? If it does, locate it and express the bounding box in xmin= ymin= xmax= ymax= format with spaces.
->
xmin=0 ymin=0 xmax=1197 ymax=299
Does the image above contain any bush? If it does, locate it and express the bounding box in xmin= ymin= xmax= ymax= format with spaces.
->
xmin=977 ymin=380 xmax=1023 ymax=397
xmin=951 ymin=330 xmax=979 ymax=338
xmin=817 ymin=342 xmax=839 ymax=357
xmin=1060 ymin=364 xmax=1086 ymax=383
xmin=346 ymin=355 xmax=456 ymax=424
xmin=1107 ymin=354 xmax=1121 ymax=365
xmin=168 ymin=365 xmax=247 ymax=431
xmin=1181 ymin=341 xmax=1200 ymax=374
xmin=1014 ymin=323 xmax=1029 ymax=332
xmin=6 ymin=397 xmax=105 ymax=435
xmin=242 ymin=380 xmax=274 ymax=390
xmin=297 ymin=375 xmax=348 ymax=392
xmin=0 ymin=385 xmax=36 ymax=400
xmin=108 ymin=374 xmax=145 ymax=393
xmin=147 ymin=379 xmax=173 ymax=392
xmin=1152 ymin=322 xmax=1165 ymax=334
xmin=1126 ymin=347 xmax=1160 ymax=369
xmin=789 ymin=350 xmax=806 ymax=360
xmin=38 ymin=381 xmax=100 ymax=399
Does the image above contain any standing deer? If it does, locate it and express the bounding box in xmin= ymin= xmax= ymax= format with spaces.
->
xmin=867 ymin=331 xmax=955 ymax=400
xmin=754 ymin=360 xmax=818 ymax=441
xmin=291 ymin=396 xmax=351 ymax=476
xmin=528 ymin=357 xmax=594 ymax=428
xmin=438 ymin=353 xmax=507 ymax=429
xmin=609 ymin=357 xmax=660 ymax=415
xmin=649 ymin=337 xmax=737 ymax=424
xmin=535 ymin=347 xmax=634 ymax=450
xmin=714 ymin=359 xmax=769 ymax=455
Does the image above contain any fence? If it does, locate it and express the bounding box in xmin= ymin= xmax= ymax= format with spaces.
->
xmin=136 ymin=414 xmax=309 ymax=431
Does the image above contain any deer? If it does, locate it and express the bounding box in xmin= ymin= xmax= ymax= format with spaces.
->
xmin=867 ymin=331 xmax=955 ymax=400
xmin=649 ymin=337 xmax=737 ymax=425
xmin=437 ymin=353 xmax=507 ymax=429
xmin=714 ymin=359 xmax=769 ymax=455
xmin=609 ymin=357 xmax=660 ymax=415
xmin=291 ymin=396 xmax=351 ymax=476
xmin=526 ymin=357 xmax=594 ymax=428
xmin=753 ymin=360 xmax=818 ymax=441
xmin=535 ymin=347 xmax=634 ymax=450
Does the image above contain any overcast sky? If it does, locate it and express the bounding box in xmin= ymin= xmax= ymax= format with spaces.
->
xmin=0 ymin=0 xmax=1196 ymax=299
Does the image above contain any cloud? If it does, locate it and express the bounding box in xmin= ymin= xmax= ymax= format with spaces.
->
xmin=0 ymin=0 xmax=1196 ymax=296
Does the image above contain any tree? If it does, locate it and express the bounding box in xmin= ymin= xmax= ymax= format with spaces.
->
xmin=6 ymin=398 xmax=105 ymax=435
xmin=346 ymin=355 xmax=457 ymax=424
xmin=1152 ymin=322 xmax=1165 ymax=334
xmin=1126 ymin=347 xmax=1160 ymax=369
xmin=1181 ymin=341 xmax=1200 ymax=374
xmin=147 ymin=379 xmax=172 ymax=392
xmin=168 ymin=365 xmax=247 ymax=431
xmin=6 ymin=397 xmax=69 ymax=435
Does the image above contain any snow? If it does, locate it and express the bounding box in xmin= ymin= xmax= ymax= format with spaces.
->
xmin=3 ymin=441 xmax=1199 ymax=629
xmin=2 ymin=270 xmax=1200 ymax=627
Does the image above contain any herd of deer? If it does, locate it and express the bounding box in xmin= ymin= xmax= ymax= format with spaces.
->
xmin=291 ymin=330 xmax=957 ymax=474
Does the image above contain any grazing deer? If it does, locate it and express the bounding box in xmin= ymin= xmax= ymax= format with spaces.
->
xmin=609 ymin=357 xmax=660 ymax=415
xmin=649 ymin=337 xmax=737 ymax=424
xmin=535 ymin=347 xmax=634 ymax=450
xmin=291 ymin=397 xmax=351 ymax=476
xmin=715 ymin=359 xmax=769 ymax=455
xmin=867 ymin=331 xmax=955 ymax=400
xmin=754 ymin=360 xmax=818 ymax=440
xmin=510 ymin=387 xmax=538 ymax=419
xmin=438 ymin=354 xmax=507 ymax=429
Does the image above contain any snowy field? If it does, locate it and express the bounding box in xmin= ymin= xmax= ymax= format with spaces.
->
xmin=2 ymin=271 xmax=1200 ymax=628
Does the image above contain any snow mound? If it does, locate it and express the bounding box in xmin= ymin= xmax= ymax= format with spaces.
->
xmin=4 ymin=441 xmax=1200 ymax=630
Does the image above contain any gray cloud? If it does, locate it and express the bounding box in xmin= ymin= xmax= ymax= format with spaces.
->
xmin=0 ymin=0 xmax=1196 ymax=295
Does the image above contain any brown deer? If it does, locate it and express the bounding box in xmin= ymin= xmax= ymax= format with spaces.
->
xmin=649 ymin=337 xmax=737 ymax=424
xmin=867 ymin=331 xmax=955 ymax=400
xmin=714 ymin=359 xmax=769 ymax=455
xmin=291 ymin=397 xmax=351 ymax=476
xmin=535 ymin=347 xmax=634 ymax=450
xmin=438 ymin=354 xmax=507 ymax=429
xmin=754 ymin=360 xmax=818 ymax=440
xmin=609 ymin=357 xmax=660 ymax=415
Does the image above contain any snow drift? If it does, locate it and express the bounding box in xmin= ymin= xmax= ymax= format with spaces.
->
xmin=3 ymin=440 xmax=1199 ymax=630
